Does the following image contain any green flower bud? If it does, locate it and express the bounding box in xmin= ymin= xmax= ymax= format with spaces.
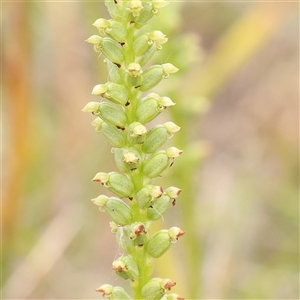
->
xmin=142 ymin=125 xmax=168 ymax=153
xmin=147 ymin=194 xmax=171 ymax=221
xmin=136 ymin=185 xmax=163 ymax=209
xmin=148 ymin=30 xmax=168 ymax=50
xmin=110 ymin=286 xmax=132 ymax=300
xmin=128 ymin=122 xmax=147 ymax=144
xmin=126 ymin=0 xmax=143 ymax=17
xmin=92 ymin=195 xmax=133 ymax=226
xmin=91 ymin=117 xmax=104 ymax=133
xmin=106 ymin=197 xmax=133 ymax=226
xmin=136 ymin=99 xmax=159 ymax=124
xmin=92 ymin=82 xmax=129 ymax=106
xmin=126 ymin=62 xmax=142 ymax=77
xmin=161 ymin=63 xmax=179 ymax=77
xmin=114 ymin=147 xmax=141 ymax=173
xmin=134 ymin=1 xmax=153 ymax=28
xmin=86 ymin=35 xmax=102 ymax=45
xmin=92 ymin=172 xmax=134 ymax=198
xmin=165 ymin=186 xmax=182 ymax=204
xmin=158 ymin=96 xmax=175 ymax=108
xmin=91 ymin=194 xmax=109 ymax=211
xmin=139 ymin=65 xmax=163 ymax=92
xmin=93 ymin=18 xmax=127 ymax=43
xmin=146 ymin=230 xmax=171 ymax=258
xmin=139 ymin=64 xmax=177 ymax=91
xmin=95 ymin=283 xmax=113 ymax=296
xmin=105 ymin=0 xmax=124 ymax=22
xmin=112 ymin=256 xmax=139 ymax=280
xmin=89 ymin=36 xmax=124 ymax=65
xmin=96 ymin=285 xmax=132 ymax=300
xmin=163 ymin=121 xmax=180 ymax=137
xmin=81 ymin=101 xmax=101 ymax=114
xmin=92 ymin=18 xmax=109 ymax=35
xmin=166 ymin=147 xmax=182 ymax=158
xmin=141 ymin=278 xmax=165 ymax=300
xmin=101 ymin=122 xmax=126 ymax=148
xmin=143 ymin=151 xmax=170 ymax=178
xmin=142 ymin=278 xmax=176 ymax=300
xmin=98 ymin=102 xmax=127 ymax=129
xmin=104 ymin=59 xmax=123 ymax=84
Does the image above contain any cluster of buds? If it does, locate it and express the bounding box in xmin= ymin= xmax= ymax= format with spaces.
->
xmin=83 ymin=1 xmax=185 ymax=299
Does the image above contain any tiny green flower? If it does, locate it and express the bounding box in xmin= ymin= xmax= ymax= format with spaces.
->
xmin=81 ymin=101 xmax=101 ymax=114
xmin=127 ymin=0 xmax=144 ymax=17
xmin=141 ymin=278 xmax=176 ymax=300
xmin=113 ymin=256 xmax=139 ymax=280
xmin=92 ymin=172 xmax=134 ymax=198
xmin=98 ymin=102 xmax=127 ymax=129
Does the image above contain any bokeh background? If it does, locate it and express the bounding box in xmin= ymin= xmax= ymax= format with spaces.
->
xmin=2 ymin=1 xmax=299 ymax=299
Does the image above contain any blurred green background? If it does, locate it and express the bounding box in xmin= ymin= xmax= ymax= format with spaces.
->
xmin=2 ymin=1 xmax=299 ymax=299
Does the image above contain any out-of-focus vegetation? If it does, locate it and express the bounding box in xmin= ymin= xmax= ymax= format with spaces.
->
xmin=2 ymin=1 xmax=298 ymax=299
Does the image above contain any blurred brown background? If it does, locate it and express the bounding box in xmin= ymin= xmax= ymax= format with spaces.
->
xmin=2 ymin=1 xmax=299 ymax=299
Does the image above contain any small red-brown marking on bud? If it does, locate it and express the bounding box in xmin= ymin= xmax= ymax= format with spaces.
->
xmin=164 ymin=279 xmax=176 ymax=290
xmin=176 ymin=230 xmax=185 ymax=239
xmin=95 ymin=288 xmax=105 ymax=295
xmin=172 ymin=199 xmax=176 ymax=206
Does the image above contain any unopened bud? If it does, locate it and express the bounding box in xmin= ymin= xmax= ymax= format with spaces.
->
xmin=106 ymin=197 xmax=133 ymax=226
xmin=142 ymin=125 xmax=168 ymax=153
xmin=135 ymin=2 xmax=153 ymax=28
xmin=92 ymin=82 xmax=129 ymax=106
xmin=139 ymin=65 xmax=163 ymax=92
xmin=147 ymin=194 xmax=171 ymax=221
xmin=113 ymin=256 xmax=139 ymax=280
xmin=142 ymin=278 xmax=175 ymax=300
xmin=143 ymin=151 xmax=170 ymax=178
xmin=128 ymin=122 xmax=147 ymax=144
xmin=136 ymin=185 xmax=163 ymax=209
xmin=141 ymin=278 xmax=165 ymax=300
xmin=98 ymin=102 xmax=127 ymax=129
xmin=136 ymin=99 xmax=160 ymax=124
xmin=104 ymin=0 xmax=124 ymax=22
xmin=165 ymin=186 xmax=182 ymax=199
xmin=92 ymin=172 xmax=134 ymax=198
